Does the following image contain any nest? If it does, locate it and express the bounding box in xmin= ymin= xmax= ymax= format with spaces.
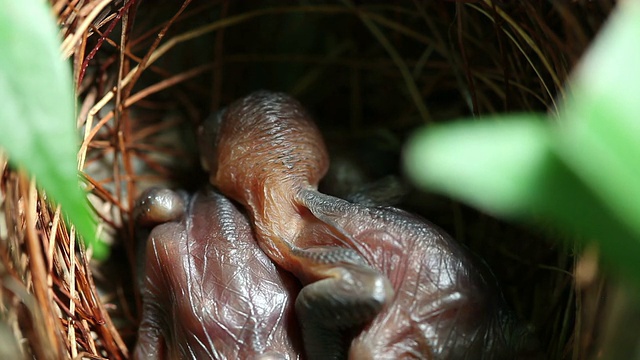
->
xmin=0 ymin=0 xmax=615 ymax=358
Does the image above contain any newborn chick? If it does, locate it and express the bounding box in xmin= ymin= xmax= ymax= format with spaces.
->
xmin=199 ymin=92 xmax=394 ymax=359
xmin=198 ymin=90 xmax=539 ymax=359
xmin=134 ymin=187 xmax=302 ymax=360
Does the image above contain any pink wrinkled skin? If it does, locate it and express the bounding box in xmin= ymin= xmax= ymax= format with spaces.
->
xmin=134 ymin=188 xmax=302 ymax=360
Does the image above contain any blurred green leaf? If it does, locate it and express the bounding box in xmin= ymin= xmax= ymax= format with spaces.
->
xmin=555 ymin=1 xmax=640 ymax=240
xmin=404 ymin=116 xmax=640 ymax=282
xmin=404 ymin=116 xmax=550 ymax=217
xmin=404 ymin=2 xmax=640 ymax=284
xmin=0 ymin=0 xmax=108 ymax=259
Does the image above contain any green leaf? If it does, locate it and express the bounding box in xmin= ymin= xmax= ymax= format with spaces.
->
xmin=0 ymin=0 xmax=108 ymax=259
xmin=404 ymin=116 xmax=550 ymax=217
xmin=404 ymin=116 xmax=640 ymax=283
xmin=555 ymin=1 xmax=640 ymax=241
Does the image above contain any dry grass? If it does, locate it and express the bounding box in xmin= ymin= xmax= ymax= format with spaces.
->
xmin=0 ymin=0 xmax=614 ymax=358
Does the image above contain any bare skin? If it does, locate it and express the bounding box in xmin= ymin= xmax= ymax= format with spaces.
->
xmin=199 ymin=91 xmax=539 ymax=359
xmin=133 ymin=187 xmax=303 ymax=360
